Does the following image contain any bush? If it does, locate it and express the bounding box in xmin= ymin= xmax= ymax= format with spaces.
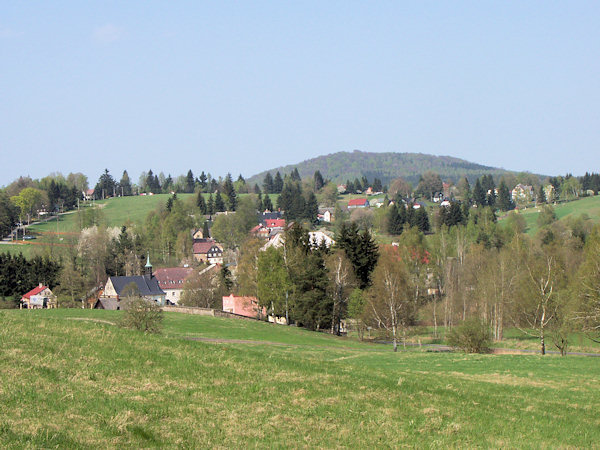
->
xmin=447 ymin=318 xmax=492 ymax=353
xmin=119 ymin=296 xmax=163 ymax=334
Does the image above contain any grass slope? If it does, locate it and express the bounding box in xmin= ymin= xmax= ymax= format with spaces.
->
xmin=1 ymin=309 xmax=599 ymax=448
xmin=501 ymin=195 xmax=600 ymax=235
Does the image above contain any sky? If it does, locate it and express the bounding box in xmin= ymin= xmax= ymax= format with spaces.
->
xmin=1 ymin=1 xmax=599 ymax=186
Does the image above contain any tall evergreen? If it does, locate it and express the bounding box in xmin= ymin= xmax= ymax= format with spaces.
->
xmin=119 ymin=170 xmax=132 ymax=196
xmin=202 ymin=221 xmax=210 ymax=239
xmin=198 ymin=171 xmax=208 ymax=192
xmin=335 ymin=222 xmax=379 ymax=289
xmin=185 ymin=170 xmax=195 ymax=193
xmin=497 ymin=181 xmax=514 ymax=211
xmin=223 ymin=173 xmax=237 ymax=211
xmin=274 ymin=171 xmax=284 ymax=193
xmin=387 ymin=203 xmax=404 ymax=235
xmin=214 ymin=191 xmax=225 ymax=212
xmin=304 ymin=191 xmax=319 ymax=223
xmin=256 ymin=192 xmax=263 ymax=212
xmin=314 ymin=170 xmax=325 ymax=191
xmin=207 ymin=194 xmax=215 ymax=215
xmin=290 ymin=168 xmax=301 ymax=182
xmin=473 ymin=179 xmax=487 ymax=207
xmin=196 ymin=191 xmax=207 ymax=214
xmin=263 ymin=172 xmax=274 ymax=194
xmin=537 ymin=184 xmax=546 ymax=204
xmin=263 ymin=195 xmax=274 ymax=212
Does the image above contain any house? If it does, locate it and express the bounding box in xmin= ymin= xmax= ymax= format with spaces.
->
xmin=264 ymin=218 xmax=286 ymax=229
xmin=318 ymin=208 xmax=334 ymax=222
xmin=20 ymin=284 xmax=56 ymax=309
xmin=93 ymin=298 xmax=120 ymax=310
xmin=337 ymin=185 xmax=347 ymax=194
xmin=100 ymin=257 xmax=166 ymax=305
xmin=512 ymin=184 xmax=534 ymax=203
xmin=348 ymin=198 xmax=369 ymax=209
xmin=193 ymin=240 xmax=224 ymax=264
xmin=250 ymin=224 xmax=271 ymax=239
xmin=192 ymin=228 xmax=206 ymax=240
xmin=83 ymin=189 xmax=95 ymax=201
xmin=260 ymin=211 xmax=284 ymax=222
xmin=154 ymin=267 xmax=194 ymax=305
xmin=222 ymin=294 xmax=266 ymax=319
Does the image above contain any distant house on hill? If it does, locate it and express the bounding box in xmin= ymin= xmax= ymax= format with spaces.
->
xmin=154 ymin=267 xmax=194 ymax=305
xmin=83 ymin=189 xmax=95 ymax=201
xmin=222 ymin=294 xmax=266 ymax=319
xmin=262 ymin=231 xmax=335 ymax=251
xmin=318 ymin=208 xmax=334 ymax=222
xmin=20 ymin=284 xmax=56 ymax=309
xmin=348 ymin=198 xmax=369 ymax=209
xmin=512 ymin=184 xmax=534 ymax=203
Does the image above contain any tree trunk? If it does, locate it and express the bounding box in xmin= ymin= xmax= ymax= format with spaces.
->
xmin=540 ymin=327 xmax=546 ymax=355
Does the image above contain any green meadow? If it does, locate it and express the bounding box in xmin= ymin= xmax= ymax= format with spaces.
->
xmin=1 ymin=309 xmax=599 ymax=448
xmin=503 ymin=195 xmax=600 ymax=235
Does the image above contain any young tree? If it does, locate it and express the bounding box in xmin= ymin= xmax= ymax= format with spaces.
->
xmin=326 ymin=250 xmax=355 ymax=335
xmin=368 ymin=246 xmax=413 ymax=351
xmin=214 ymin=191 xmax=225 ymax=212
xmin=196 ymin=191 xmax=207 ymax=214
xmin=180 ymin=269 xmax=219 ymax=308
xmin=185 ymin=170 xmax=195 ymax=193
xmin=223 ymin=173 xmax=237 ymax=211
xmin=257 ymin=247 xmax=293 ymax=321
xmin=263 ymin=172 xmax=274 ymax=194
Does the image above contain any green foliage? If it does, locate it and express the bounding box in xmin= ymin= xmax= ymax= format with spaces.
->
xmin=335 ymin=222 xmax=379 ymax=289
xmin=537 ymin=205 xmax=557 ymax=228
xmin=447 ymin=318 xmax=492 ymax=353
xmin=119 ymin=296 xmax=163 ymax=334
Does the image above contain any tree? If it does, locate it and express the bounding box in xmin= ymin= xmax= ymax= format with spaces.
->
xmin=263 ymin=194 xmax=274 ymax=212
xmin=263 ymin=173 xmax=274 ymax=194
xmin=207 ymin=194 xmax=215 ymax=215
xmin=368 ymin=246 xmax=414 ymax=351
xmin=304 ymin=191 xmax=319 ymax=223
xmin=314 ymin=170 xmax=325 ymax=191
xmin=497 ymin=180 xmax=514 ymax=211
xmin=335 ymin=222 xmax=379 ymax=289
xmin=214 ymin=191 xmax=225 ymax=212
xmin=513 ymin=243 xmax=564 ymax=355
xmin=119 ymin=291 xmax=163 ymax=334
xmin=223 ymin=173 xmax=237 ymax=211
xmin=199 ymin=171 xmax=208 ymax=192
xmin=196 ymin=192 xmax=207 ymax=214
xmin=348 ymin=288 xmax=367 ymax=340
xmin=389 ymin=178 xmax=412 ymax=198
xmin=95 ymin=169 xmax=117 ymax=198
xmin=290 ymin=168 xmax=301 ymax=182
xmin=11 ymin=187 xmax=44 ymax=224
xmin=185 ymin=170 xmax=195 ymax=193
xmin=257 ymin=247 xmax=292 ymax=320
xmin=572 ymin=227 xmax=600 ymax=343
xmin=0 ymin=191 xmax=19 ymax=237
xmin=180 ymin=269 xmax=219 ymax=308
xmin=416 ymin=171 xmax=443 ymax=201
xmin=387 ymin=203 xmax=405 ymax=235
xmin=473 ymin=179 xmax=486 ymax=207
xmin=119 ymin=170 xmax=133 ymax=196
xmin=59 ymin=257 xmax=86 ymax=306
xmin=447 ymin=318 xmax=492 ymax=353
xmin=457 ymin=177 xmax=471 ymax=202
xmin=326 ymin=250 xmax=355 ymax=335
xmin=273 ymin=171 xmax=284 ymax=193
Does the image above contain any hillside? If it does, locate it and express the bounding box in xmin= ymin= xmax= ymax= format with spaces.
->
xmin=1 ymin=309 xmax=598 ymax=447
xmin=247 ymin=150 xmax=525 ymax=186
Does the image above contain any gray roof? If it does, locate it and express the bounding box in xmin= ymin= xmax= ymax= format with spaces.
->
xmin=110 ymin=275 xmax=165 ymax=297
xmin=94 ymin=298 xmax=120 ymax=310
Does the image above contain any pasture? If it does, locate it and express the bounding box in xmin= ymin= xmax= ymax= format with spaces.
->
xmin=0 ymin=309 xmax=598 ymax=448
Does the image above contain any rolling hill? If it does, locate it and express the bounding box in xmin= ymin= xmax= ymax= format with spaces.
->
xmin=247 ymin=150 xmax=535 ymax=187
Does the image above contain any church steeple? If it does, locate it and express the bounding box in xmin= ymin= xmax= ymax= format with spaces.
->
xmin=145 ymin=253 xmax=153 ymax=277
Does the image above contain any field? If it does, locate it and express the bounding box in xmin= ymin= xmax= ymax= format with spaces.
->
xmin=1 ymin=309 xmax=599 ymax=448
xmin=501 ymin=195 xmax=600 ymax=235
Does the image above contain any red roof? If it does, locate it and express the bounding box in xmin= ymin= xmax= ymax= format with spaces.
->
xmin=22 ymin=285 xmax=48 ymax=299
xmin=348 ymin=198 xmax=368 ymax=206
xmin=193 ymin=241 xmax=221 ymax=254
xmin=265 ymin=219 xmax=285 ymax=228
xmin=153 ymin=267 xmax=194 ymax=289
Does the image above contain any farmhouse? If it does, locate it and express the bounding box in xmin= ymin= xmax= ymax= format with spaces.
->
xmin=348 ymin=198 xmax=369 ymax=209
xmin=20 ymin=284 xmax=56 ymax=309
xmin=512 ymin=184 xmax=534 ymax=203
xmin=154 ymin=267 xmax=194 ymax=305
xmin=193 ymin=240 xmax=224 ymax=264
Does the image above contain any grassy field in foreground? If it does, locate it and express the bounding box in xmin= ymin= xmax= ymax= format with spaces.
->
xmin=1 ymin=309 xmax=599 ymax=448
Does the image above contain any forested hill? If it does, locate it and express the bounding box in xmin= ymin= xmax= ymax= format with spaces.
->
xmin=247 ymin=151 xmax=518 ymax=186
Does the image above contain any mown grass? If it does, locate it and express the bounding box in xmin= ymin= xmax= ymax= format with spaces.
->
xmin=1 ymin=309 xmax=599 ymax=448
xmin=504 ymin=195 xmax=600 ymax=235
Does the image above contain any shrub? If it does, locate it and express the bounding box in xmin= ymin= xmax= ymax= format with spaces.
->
xmin=447 ymin=318 xmax=492 ymax=353
xmin=119 ymin=296 xmax=163 ymax=334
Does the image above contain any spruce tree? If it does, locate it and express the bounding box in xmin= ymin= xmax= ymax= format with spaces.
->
xmin=215 ymin=191 xmax=225 ymax=212
xmin=274 ymin=172 xmax=284 ymax=193
xmin=185 ymin=170 xmax=195 ymax=193
xmin=223 ymin=173 xmax=237 ymax=211
xmin=256 ymin=192 xmax=263 ymax=212
xmin=119 ymin=170 xmax=132 ymax=196
xmin=537 ymin=184 xmax=546 ymax=204
xmin=202 ymin=221 xmax=210 ymax=239
xmin=263 ymin=195 xmax=274 ymax=212
xmin=196 ymin=191 xmax=207 ymax=214
xmin=473 ymin=179 xmax=487 ymax=207
xmin=207 ymin=194 xmax=215 ymax=215
xmin=304 ymin=191 xmax=319 ymax=223
xmin=290 ymin=168 xmax=301 ymax=182
xmin=314 ymin=170 xmax=324 ymax=191
xmin=497 ymin=181 xmax=514 ymax=211
xmin=263 ymin=173 xmax=274 ymax=194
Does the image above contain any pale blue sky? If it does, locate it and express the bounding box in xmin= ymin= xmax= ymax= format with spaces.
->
xmin=1 ymin=1 xmax=599 ymax=186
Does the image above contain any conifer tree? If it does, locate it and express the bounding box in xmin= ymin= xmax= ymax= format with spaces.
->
xmin=497 ymin=180 xmax=514 ymax=211
xmin=207 ymin=194 xmax=215 ymax=215
xmin=263 ymin=195 xmax=274 ymax=212
xmin=473 ymin=179 xmax=487 ymax=207
xmin=215 ymin=191 xmax=225 ymax=212
xmin=263 ymin=173 xmax=274 ymax=194
xmin=223 ymin=173 xmax=237 ymax=211
xmin=314 ymin=170 xmax=324 ymax=191
xmin=185 ymin=170 xmax=195 ymax=193
xmin=196 ymin=191 xmax=207 ymax=214
xmin=274 ymin=171 xmax=284 ymax=193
